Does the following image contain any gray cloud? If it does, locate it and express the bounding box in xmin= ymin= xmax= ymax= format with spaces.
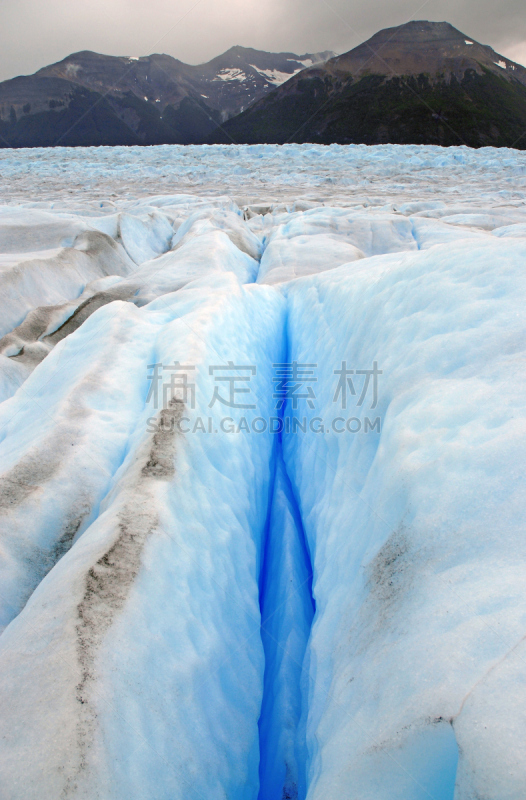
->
xmin=1 ymin=0 xmax=525 ymax=82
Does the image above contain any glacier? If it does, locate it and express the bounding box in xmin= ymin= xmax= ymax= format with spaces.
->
xmin=0 ymin=143 xmax=525 ymax=799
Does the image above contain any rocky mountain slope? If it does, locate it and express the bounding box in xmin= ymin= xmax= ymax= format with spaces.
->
xmin=212 ymin=21 xmax=526 ymax=148
xmin=0 ymin=47 xmax=333 ymax=147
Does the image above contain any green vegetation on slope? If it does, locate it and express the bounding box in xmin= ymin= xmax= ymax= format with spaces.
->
xmin=212 ymin=68 xmax=526 ymax=148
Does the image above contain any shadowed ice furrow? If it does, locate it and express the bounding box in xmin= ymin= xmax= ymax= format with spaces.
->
xmin=258 ymin=452 xmax=315 ymax=800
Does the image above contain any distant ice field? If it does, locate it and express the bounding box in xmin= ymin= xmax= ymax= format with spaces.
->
xmin=0 ymin=142 xmax=525 ymax=205
xmin=0 ymin=144 xmax=525 ymax=800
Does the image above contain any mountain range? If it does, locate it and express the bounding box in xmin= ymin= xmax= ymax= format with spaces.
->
xmin=0 ymin=47 xmax=333 ymax=147
xmin=213 ymin=21 xmax=526 ymax=149
xmin=1 ymin=21 xmax=526 ymax=149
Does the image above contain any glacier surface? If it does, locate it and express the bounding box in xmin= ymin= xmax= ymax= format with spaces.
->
xmin=0 ymin=144 xmax=525 ymax=799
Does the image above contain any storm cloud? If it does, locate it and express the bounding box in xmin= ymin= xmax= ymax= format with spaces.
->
xmin=1 ymin=0 xmax=525 ymax=82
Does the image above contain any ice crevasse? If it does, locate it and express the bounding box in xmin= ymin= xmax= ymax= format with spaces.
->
xmin=0 ymin=189 xmax=524 ymax=800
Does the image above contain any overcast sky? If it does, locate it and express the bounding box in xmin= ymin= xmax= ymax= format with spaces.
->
xmin=1 ymin=0 xmax=525 ymax=82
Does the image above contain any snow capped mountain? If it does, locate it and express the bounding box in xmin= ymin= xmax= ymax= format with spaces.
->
xmin=0 ymin=47 xmax=334 ymax=146
xmin=0 ymin=143 xmax=526 ymax=798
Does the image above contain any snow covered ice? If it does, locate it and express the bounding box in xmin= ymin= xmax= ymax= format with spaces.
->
xmin=0 ymin=143 xmax=525 ymax=799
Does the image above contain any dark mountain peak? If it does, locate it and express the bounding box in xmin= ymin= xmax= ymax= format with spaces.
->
xmin=199 ymin=46 xmax=334 ymax=73
xmin=37 ymin=50 xmax=126 ymax=73
xmin=369 ymin=20 xmax=466 ymax=43
xmin=146 ymin=53 xmax=188 ymax=68
xmin=325 ymin=20 xmax=526 ymax=86
xmin=216 ymin=45 xmax=254 ymax=58
xmin=56 ymin=50 xmax=101 ymax=60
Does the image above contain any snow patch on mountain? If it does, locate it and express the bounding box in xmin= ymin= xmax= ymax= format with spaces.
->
xmin=251 ymin=66 xmax=303 ymax=84
xmin=214 ymin=67 xmax=248 ymax=82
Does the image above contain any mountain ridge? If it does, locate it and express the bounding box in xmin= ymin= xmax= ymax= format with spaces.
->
xmin=0 ymin=46 xmax=334 ymax=147
xmin=2 ymin=22 xmax=526 ymax=149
